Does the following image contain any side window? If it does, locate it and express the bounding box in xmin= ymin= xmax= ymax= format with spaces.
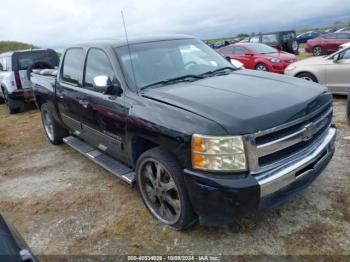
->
xmin=250 ymin=36 xmax=260 ymax=43
xmin=339 ymin=49 xmax=350 ymax=60
xmin=220 ymin=46 xmax=233 ymax=54
xmin=232 ymin=47 xmax=247 ymax=54
xmin=84 ymin=48 xmax=116 ymax=91
xmin=62 ymin=48 xmax=84 ymax=86
xmin=262 ymin=34 xmax=279 ymax=44
xmin=0 ymin=57 xmax=10 ymax=71
xmin=337 ymin=33 xmax=350 ymax=39
xmin=324 ymin=34 xmax=336 ymax=39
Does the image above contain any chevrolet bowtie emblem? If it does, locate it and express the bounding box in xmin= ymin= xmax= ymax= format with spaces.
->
xmin=302 ymin=123 xmax=316 ymax=141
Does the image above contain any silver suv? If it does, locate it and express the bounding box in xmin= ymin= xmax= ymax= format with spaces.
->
xmin=0 ymin=49 xmax=59 ymax=113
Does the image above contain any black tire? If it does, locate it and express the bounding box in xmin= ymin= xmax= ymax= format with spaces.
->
xmin=347 ymin=93 xmax=350 ymax=124
xmin=3 ymin=89 xmax=20 ymax=114
xmin=40 ymin=103 xmax=68 ymax=145
xmin=136 ymin=147 xmax=197 ymax=230
xmin=296 ymin=72 xmax=318 ymax=83
xmin=0 ymin=96 xmax=5 ymax=105
xmin=255 ymin=63 xmax=268 ymax=71
xmin=26 ymin=61 xmax=54 ymax=80
xmin=312 ymin=46 xmax=323 ymax=56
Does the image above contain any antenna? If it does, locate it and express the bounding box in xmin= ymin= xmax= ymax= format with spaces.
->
xmin=121 ymin=10 xmax=138 ymax=93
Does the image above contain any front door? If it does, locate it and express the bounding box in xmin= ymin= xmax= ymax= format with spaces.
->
xmin=326 ymin=48 xmax=350 ymax=94
xmin=56 ymin=48 xmax=85 ymax=134
xmin=79 ymin=48 xmax=128 ymax=162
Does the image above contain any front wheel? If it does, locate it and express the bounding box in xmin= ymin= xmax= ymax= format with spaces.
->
xmin=136 ymin=147 xmax=197 ymax=230
xmin=312 ymin=46 xmax=323 ymax=56
xmin=296 ymin=72 xmax=318 ymax=83
xmin=255 ymin=63 xmax=268 ymax=71
xmin=41 ymin=103 xmax=68 ymax=145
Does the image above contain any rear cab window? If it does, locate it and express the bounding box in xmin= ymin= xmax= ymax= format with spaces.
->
xmin=61 ymin=48 xmax=85 ymax=86
xmin=15 ymin=50 xmax=59 ymax=71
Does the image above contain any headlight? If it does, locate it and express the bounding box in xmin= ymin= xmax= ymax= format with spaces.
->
xmin=285 ymin=65 xmax=296 ymax=71
xmin=191 ymin=134 xmax=247 ymax=172
xmin=269 ymin=58 xmax=281 ymax=63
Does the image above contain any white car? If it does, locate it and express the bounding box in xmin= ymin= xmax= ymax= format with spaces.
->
xmin=0 ymin=49 xmax=59 ymax=113
xmin=285 ymin=45 xmax=350 ymax=95
xmin=340 ymin=42 xmax=350 ymax=49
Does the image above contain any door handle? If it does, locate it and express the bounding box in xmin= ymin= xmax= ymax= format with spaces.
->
xmin=79 ymin=99 xmax=89 ymax=108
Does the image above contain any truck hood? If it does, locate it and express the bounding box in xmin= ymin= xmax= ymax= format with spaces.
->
xmin=142 ymin=70 xmax=331 ymax=134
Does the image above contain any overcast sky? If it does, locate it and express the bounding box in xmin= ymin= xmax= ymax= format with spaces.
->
xmin=0 ymin=0 xmax=349 ymax=49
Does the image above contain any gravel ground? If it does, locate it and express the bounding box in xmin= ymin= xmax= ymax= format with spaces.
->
xmin=0 ymin=97 xmax=349 ymax=257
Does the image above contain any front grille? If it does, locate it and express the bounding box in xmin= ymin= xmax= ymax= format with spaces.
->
xmin=246 ymin=103 xmax=333 ymax=172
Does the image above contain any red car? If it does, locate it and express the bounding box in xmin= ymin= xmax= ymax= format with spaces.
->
xmin=218 ymin=43 xmax=296 ymax=74
xmin=305 ymin=32 xmax=350 ymax=56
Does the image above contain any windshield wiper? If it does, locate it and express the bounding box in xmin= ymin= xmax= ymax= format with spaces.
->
xmin=140 ymin=74 xmax=204 ymax=90
xmin=199 ymin=67 xmax=236 ymax=77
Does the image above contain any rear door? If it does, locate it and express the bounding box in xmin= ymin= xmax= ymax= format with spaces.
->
xmin=326 ymin=48 xmax=350 ymax=94
xmin=56 ymin=48 xmax=85 ymax=134
xmin=79 ymin=47 xmax=128 ymax=162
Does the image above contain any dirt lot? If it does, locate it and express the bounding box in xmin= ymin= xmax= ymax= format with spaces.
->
xmin=0 ymin=97 xmax=349 ymax=256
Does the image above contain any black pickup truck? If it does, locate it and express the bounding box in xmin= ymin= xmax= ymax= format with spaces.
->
xmin=31 ymin=35 xmax=336 ymax=229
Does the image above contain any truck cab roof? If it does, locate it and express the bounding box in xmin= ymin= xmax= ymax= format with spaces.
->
xmin=71 ymin=34 xmax=195 ymax=48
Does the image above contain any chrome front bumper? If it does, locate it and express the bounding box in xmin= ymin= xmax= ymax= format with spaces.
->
xmin=256 ymin=127 xmax=336 ymax=198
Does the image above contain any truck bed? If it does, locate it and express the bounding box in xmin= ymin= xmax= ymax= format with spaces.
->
xmin=30 ymin=71 xmax=56 ymax=92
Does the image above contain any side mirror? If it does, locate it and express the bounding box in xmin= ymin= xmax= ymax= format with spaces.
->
xmin=230 ymin=59 xmax=244 ymax=69
xmin=93 ymin=75 xmax=122 ymax=96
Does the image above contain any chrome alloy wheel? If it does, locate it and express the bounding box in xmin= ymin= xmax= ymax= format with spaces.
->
xmin=313 ymin=46 xmax=322 ymax=56
xmin=43 ymin=110 xmax=54 ymax=141
xmin=256 ymin=64 xmax=267 ymax=71
xmin=139 ymin=159 xmax=181 ymax=224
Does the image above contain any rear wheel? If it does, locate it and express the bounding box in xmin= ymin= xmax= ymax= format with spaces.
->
xmin=312 ymin=46 xmax=323 ymax=56
xmin=296 ymin=72 xmax=318 ymax=83
xmin=41 ymin=103 xmax=68 ymax=145
xmin=3 ymin=89 xmax=20 ymax=114
xmin=136 ymin=147 xmax=197 ymax=230
xmin=255 ymin=63 xmax=268 ymax=71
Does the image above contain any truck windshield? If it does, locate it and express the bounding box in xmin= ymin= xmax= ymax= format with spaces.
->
xmin=115 ymin=38 xmax=235 ymax=90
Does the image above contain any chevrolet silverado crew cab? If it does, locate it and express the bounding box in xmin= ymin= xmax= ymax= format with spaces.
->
xmin=31 ymin=35 xmax=336 ymax=229
xmin=0 ymin=49 xmax=59 ymax=113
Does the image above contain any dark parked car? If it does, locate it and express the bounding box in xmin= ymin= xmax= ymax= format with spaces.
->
xmin=296 ymin=31 xmax=321 ymax=43
xmin=248 ymin=31 xmax=299 ymax=54
xmin=305 ymin=32 xmax=350 ymax=56
xmin=0 ymin=214 xmax=36 ymax=262
xmin=31 ymin=35 xmax=336 ymax=229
